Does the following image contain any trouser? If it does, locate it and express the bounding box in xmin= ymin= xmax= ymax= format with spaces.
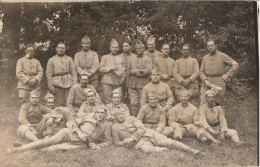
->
xmin=162 ymin=124 xmax=207 ymax=140
xmin=89 ymin=80 xmax=99 ymax=90
xmin=200 ymin=86 xmax=225 ymax=105
xmin=128 ymin=88 xmax=143 ymax=117
xmin=55 ymin=87 xmax=70 ymax=107
xmin=102 ymin=84 xmax=121 ymax=104
xmin=133 ymin=129 xmax=191 ymax=153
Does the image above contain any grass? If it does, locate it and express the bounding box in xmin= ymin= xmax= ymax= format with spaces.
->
xmin=0 ymin=77 xmax=258 ymax=167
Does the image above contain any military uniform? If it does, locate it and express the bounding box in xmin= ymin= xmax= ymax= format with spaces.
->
xmin=137 ymin=103 xmax=166 ymax=132
xmin=99 ymin=53 xmax=126 ymax=104
xmin=200 ymin=51 xmax=239 ymax=104
xmin=46 ymin=55 xmax=77 ymax=106
xmin=74 ymin=50 xmax=99 ymax=89
xmin=140 ymin=81 xmax=174 ymax=117
xmin=143 ymin=50 xmax=163 ymax=67
xmin=77 ymin=100 xmax=103 ymax=119
xmin=173 ymin=57 xmax=200 ymax=98
xmin=127 ymin=53 xmax=152 ymax=117
xmin=66 ymin=83 xmax=100 ymax=116
xmin=106 ymin=102 xmax=130 ymax=119
xmin=111 ymin=116 xmax=197 ymax=153
xmin=16 ymin=56 xmax=43 ymax=103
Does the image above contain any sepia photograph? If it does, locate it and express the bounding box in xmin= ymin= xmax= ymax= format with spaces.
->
xmin=0 ymin=0 xmax=258 ymax=166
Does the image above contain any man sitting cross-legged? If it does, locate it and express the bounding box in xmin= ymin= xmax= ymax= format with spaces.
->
xmin=111 ymin=108 xmax=201 ymax=155
xmin=137 ymin=90 xmax=166 ymax=133
xmin=9 ymin=106 xmax=112 ymax=152
xmin=162 ymin=87 xmax=220 ymax=144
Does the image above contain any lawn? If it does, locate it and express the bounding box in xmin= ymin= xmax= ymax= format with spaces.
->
xmin=0 ymin=77 xmax=258 ymax=167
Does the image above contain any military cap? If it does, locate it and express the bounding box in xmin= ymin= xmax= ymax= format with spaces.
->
xmin=111 ymin=88 xmax=122 ymax=97
xmin=80 ymin=71 xmax=90 ymax=77
xmin=95 ymin=105 xmax=108 ymax=113
xmin=205 ymin=88 xmax=218 ymax=97
xmin=111 ymin=105 xmax=125 ymax=116
xmin=178 ymin=87 xmax=190 ymax=96
xmin=81 ymin=35 xmax=90 ymax=42
xmin=84 ymin=88 xmax=95 ymax=95
xmin=110 ymin=38 xmax=119 ymax=47
xmin=29 ymin=89 xmax=40 ymax=97
xmin=151 ymin=67 xmax=160 ymax=74
xmin=135 ymin=40 xmax=145 ymax=48
xmin=147 ymin=35 xmax=156 ymax=43
xmin=148 ymin=90 xmax=158 ymax=98
xmin=44 ymin=92 xmax=54 ymax=101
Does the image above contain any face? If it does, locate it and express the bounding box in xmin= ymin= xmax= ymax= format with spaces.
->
xmin=148 ymin=96 xmax=158 ymax=107
xmin=207 ymin=41 xmax=217 ymax=53
xmin=112 ymin=94 xmax=121 ymax=105
xmin=161 ymin=44 xmax=170 ymax=56
xmin=182 ymin=45 xmax=190 ymax=57
xmin=114 ymin=112 xmax=126 ymax=123
xmin=151 ymin=72 xmax=160 ymax=83
xmin=110 ymin=44 xmax=119 ymax=55
xmin=82 ymin=41 xmax=91 ymax=51
xmin=56 ymin=44 xmax=66 ymax=55
xmin=206 ymin=94 xmax=216 ymax=105
xmin=122 ymin=43 xmax=131 ymax=53
xmin=46 ymin=98 xmax=55 ymax=109
xmin=86 ymin=91 xmax=96 ymax=103
xmin=135 ymin=46 xmax=144 ymax=55
xmin=80 ymin=75 xmax=89 ymax=87
xmin=25 ymin=47 xmax=35 ymax=57
xmin=179 ymin=94 xmax=189 ymax=105
xmin=95 ymin=109 xmax=106 ymax=121
xmin=29 ymin=95 xmax=39 ymax=105
xmin=147 ymin=41 xmax=155 ymax=52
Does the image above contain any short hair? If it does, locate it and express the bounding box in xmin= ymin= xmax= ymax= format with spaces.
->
xmin=161 ymin=43 xmax=170 ymax=49
xmin=57 ymin=42 xmax=66 ymax=47
xmin=207 ymin=38 xmax=218 ymax=45
xmin=80 ymin=73 xmax=89 ymax=79
xmin=122 ymin=40 xmax=131 ymax=46
xmin=25 ymin=44 xmax=35 ymax=50
xmin=182 ymin=44 xmax=190 ymax=49
xmin=86 ymin=89 xmax=96 ymax=96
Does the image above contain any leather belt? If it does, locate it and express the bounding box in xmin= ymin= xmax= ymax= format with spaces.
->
xmin=26 ymin=72 xmax=37 ymax=76
xmin=52 ymin=72 xmax=70 ymax=77
xmin=209 ymin=122 xmax=220 ymax=127
xmin=205 ymin=73 xmax=222 ymax=77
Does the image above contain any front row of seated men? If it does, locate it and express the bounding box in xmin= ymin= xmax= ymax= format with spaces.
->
xmin=10 ymin=77 xmax=245 ymax=154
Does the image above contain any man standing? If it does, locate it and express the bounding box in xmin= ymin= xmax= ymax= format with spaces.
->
xmin=16 ymin=44 xmax=43 ymax=104
xmin=173 ymin=44 xmax=200 ymax=102
xmin=162 ymin=88 xmax=220 ymax=144
xmin=143 ymin=36 xmax=162 ymax=66
xmin=154 ymin=43 xmax=176 ymax=96
xmin=199 ymin=88 xmax=245 ymax=146
xmin=74 ymin=35 xmax=99 ymax=89
xmin=67 ymin=73 xmax=100 ymax=116
xmin=141 ymin=67 xmax=174 ymax=119
xmin=99 ymin=38 xmax=126 ymax=104
xmin=111 ymin=109 xmax=200 ymax=155
xmin=137 ymin=90 xmax=166 ymax=133
xmin=127 ymin=40 xmax=152 ymax=117
xmin=10 ymin=106 xmax=112 ymax=152
xmin=46 ymin=42 xmax=77 ymax=106
xmin=200 ymin=39 xmax=239 ymax=105
xmin=17 ymin=90 xmax=52 ymax=142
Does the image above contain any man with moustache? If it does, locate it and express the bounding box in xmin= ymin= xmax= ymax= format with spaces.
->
xmin=143 ymin=36 xmax=162 ymax=67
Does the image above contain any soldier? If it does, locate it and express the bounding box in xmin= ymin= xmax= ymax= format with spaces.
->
xmin=17 ymin=90 xmax=53 ymax=142
xmin=118 ymin=40 xmax=136 ymax=99
xmin=74 ymin=35 xmax=99 ymax=90
xmin=141 ymin=67 xmax=174 ymax=119
xmin=66 ymin=73 xmax=100 ymax=116
xmin=127 ymin=40 xmax=152 ymax=117
xmin=46 ymin=42 xmax=77 ymax=106
xmin=111 ymin=109 xmax=200 ymax=155
xmin=106 ymin=88 xmax=130 ymax=119
xmin=99 ymin=38 xmax=126 ymax=104
xmin=200 ymin=39 xmax=239 ymax=105
xmin=9 ymin=106 xmax=112 ymax=152
xmin=143 ymin=35 xmax=162 ymax=66
xmin=137 ymin=90 xmax=166 ymax=133
xmin=162 ymin=87 xmax=220 ymax=144
xmin=16 ymin=44 xmax=43 ymax=104
xmin=77 ymin=89 xmax=103 ymax=119
xmin=154 ymin=43 xmax=175 ymax=96
xmin=173 ymin=44 xmax=200 ymax=103
xmin=199 ymin=88 xmax=245 ymax=146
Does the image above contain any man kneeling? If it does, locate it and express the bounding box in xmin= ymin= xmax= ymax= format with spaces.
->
xmin=9 ymin=106 xmax=111 ymax=152
xmin=111 ymin=108 xmax=200 ymax=155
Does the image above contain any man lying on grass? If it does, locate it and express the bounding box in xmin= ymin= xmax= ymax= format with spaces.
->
xmin=9 ymin=106 xmax=112 ymax=152
xmin=111 ymin=107 xmax=201 ymax=155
